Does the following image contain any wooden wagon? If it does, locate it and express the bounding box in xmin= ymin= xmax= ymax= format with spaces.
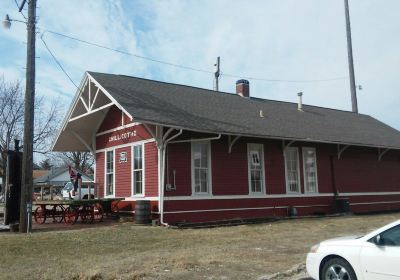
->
xmin=33 ymin=198 xmax=124 ymax=225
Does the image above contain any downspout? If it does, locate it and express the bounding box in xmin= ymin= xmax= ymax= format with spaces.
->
xmin=330 ymin=155 xmax=338 ymax=196
xmin=158 ymin=129 xmax=183 ymax=227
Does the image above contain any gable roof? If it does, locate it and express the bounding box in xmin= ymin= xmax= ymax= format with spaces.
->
xmin=33 ymin=167 xmax=93 ymax=186
xmin=86 ymin=71 xmax=400 ymax=149
xmin=33 ymin=170 xmax=49 ymax=180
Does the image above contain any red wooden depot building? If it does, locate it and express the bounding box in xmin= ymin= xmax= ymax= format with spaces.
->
xmin=53 ymin=72 xmax=400 ymax=225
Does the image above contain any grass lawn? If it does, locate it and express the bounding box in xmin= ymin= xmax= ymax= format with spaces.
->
xmin=1 ymin=212 xmax=400 ymax=280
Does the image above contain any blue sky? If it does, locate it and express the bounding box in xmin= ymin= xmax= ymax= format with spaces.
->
xmin=1 ymin=0 xmax=400 ymax=133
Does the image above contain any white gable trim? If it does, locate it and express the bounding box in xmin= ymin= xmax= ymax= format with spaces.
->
xmin=87 ymin=72 xmax=133 ymax=121
xmin=51 ymin=75 xmax=89 ymax=151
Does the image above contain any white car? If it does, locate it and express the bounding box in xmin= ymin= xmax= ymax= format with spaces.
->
xmin=307 ymin=219 xmax=400 ymax=280
xmin=61 ymin=182 xmax=95 ymax=200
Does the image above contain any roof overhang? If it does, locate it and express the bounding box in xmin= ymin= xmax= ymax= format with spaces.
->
xmin=52 ymin=72 xmax=132 ymax=152
xmin=130 ymin=116 xmax=400 ymax=151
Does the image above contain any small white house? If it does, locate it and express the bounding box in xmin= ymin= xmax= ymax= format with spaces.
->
xmin=33 ymin=167 xmax=93 ymax=187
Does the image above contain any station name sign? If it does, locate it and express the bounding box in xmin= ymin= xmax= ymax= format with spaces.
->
xmin=108 ymin=130 xmax=137 ymax=142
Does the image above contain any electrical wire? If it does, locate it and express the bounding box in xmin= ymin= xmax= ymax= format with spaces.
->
xmin=40 ymin=35 xmax=79 ymax=89
xmin=13 ymin=0 xmax=27 ymax=20
xmin=42 ymin=30 xmax=212 ymax=75
xmin=221 ymin=73 xmax=347 ymax=83
xmin=41 ymin=30 xmax=347 ymax=84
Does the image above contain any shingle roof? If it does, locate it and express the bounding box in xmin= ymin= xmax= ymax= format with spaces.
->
xmin=89 ymin=72 xmax=400 ymax=149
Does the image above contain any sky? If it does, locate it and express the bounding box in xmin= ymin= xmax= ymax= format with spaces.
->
xmin=0 ymin=0 xmax=399 ymax=136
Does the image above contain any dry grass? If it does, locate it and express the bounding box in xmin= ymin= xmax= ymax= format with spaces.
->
xmin=1 ymin=212 xmax=400 ymax=280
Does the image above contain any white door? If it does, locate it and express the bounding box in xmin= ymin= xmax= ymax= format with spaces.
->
xmin=360 ymin=225 xmax=400 ymax=280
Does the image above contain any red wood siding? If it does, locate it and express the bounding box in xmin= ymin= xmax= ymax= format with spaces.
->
xmin=349 ymin=194 xmax=400 ymax=213
xmin=315 ymin=144 xmax=336 ymax=193
xmin=98 ymin=106 xmax=133 ymax=133
xmin=163 ymin=196 xmax=334 ymax=224
xmin=161 ymin=134 xmax=400 ymax=224
xmin=123 ymin=113 xmax=131 ymax=125
xmin=263 ymin=139 xmax=287 ymax=194
xmin=145 ymin=142 xmax=158 ymax=197
xmin=95 ymin=106 xmax=155 ymax=200
xmin=95 ymin=152 xmax=105 ymax=198
xmin=115 ymin=146 xmax=131 ymax=197
xmin=334 ymin=146 xmax=400 ymax=193
xmin=165 ymin=136 xmax=400 ymax=199
xmin=96 ymin=124 xmax=152 ymax=150
xmin=98 ymin=106 xmax=124 ymax=133
xmin=166 ymin=142 xmax=192 ymax=196
xmin=211 ymin=137 xmax=248 ymax=195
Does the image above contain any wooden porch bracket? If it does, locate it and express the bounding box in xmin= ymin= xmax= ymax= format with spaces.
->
xmin=282 ymin=140 xmax=295 ymax=150
xmin=378 ymin=148 xmax=390 ymax=161
xmin=228 ymin=135 xmax=240 ymax=153
xmin=143 ymin=123 xmax=157 ymax=140
xmin=337 ymin=144 xmax=350 ymax=159
xmin=162 ymin=127 xmax=176 ymax=142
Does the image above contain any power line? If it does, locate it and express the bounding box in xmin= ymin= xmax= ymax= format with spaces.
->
xmin=40 ymin=35 xmax=79 ymax=89
xmin=221 ymin=72 xmax=347 ymax=83
xmin=41 ymin=29 xmax=347 ymax=84
xmin=13 ymin=0 xmax=28 ymax=20
xmin=42 ymin=30 xmax=212 ymax=75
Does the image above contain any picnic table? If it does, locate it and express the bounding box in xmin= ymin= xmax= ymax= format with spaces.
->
xmin=33 ymin=198 xmax=124 ymax=225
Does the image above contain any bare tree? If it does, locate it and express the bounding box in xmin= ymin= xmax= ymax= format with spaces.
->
xmin=60 ymin=152 xmax=94 ymax=174
xmin=0 ymin=76 xmax=61 ymax=188
xmin=38 ymin=158 xmax=53 ymax=170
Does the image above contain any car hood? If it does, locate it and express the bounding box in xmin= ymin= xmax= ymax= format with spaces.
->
xmin=320 ymin=235 xmax=363 ymax=246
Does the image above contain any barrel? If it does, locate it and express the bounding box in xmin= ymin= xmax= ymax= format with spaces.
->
xmin=335 ymin=197 xmax=350 ymax=213
xmin=135 ymin=200 xmax=151 ymax=224
xmin=288 ymin=206 xmax=298 ymax=217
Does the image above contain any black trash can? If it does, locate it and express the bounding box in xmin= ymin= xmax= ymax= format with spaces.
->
xmin=335 ymin=197 xmax=350 ymax=213
xmin=135 ymin=200 xmax=151 ymax=224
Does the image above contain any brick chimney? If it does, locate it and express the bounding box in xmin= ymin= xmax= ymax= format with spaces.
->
xmin=236 ymin=79 xmax=250 ymax=97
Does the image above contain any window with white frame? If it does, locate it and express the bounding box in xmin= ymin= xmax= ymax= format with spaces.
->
xmin=247 ymin=143 xmax=264 ymax=194
xmin=192 ymin=141 xmax=211 ymax=194
xmin=105 ymin=150 xmax=114 ymax=196
xmin=132 ymin=144 xmax=144 ymax=196
xmin=302 ymin=147 xmax=318 ymax=193
xmin=284 ymin=147 xmax=300 ymax=193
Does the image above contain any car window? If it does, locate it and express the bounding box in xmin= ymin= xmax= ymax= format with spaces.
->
xmin=380 ymin=225 xmax=400 ymax=246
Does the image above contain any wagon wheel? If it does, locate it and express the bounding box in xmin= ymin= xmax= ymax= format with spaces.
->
xmin=64 ymin=206 xmax=78 ymax=225
xmin=93 ymin=203 xmax=104 ymax=222
xmin=111 ymin=203 xmax=120 ymax=219
xmin=80 ymin=205 xmax=94 ymax=224
xmin=52 ymin=205 xmax=65 ymax=223
xmin=34 ymin=206 xmax=46 ymax=224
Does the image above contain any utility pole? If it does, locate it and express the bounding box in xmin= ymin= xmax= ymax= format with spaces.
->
xmin=214 ymin=56 xmax=220 ymax=91
xmin=19 ymin=0 xmax=36 ymax=233
xmin=344 ymin=0 xmax=358 ymax=113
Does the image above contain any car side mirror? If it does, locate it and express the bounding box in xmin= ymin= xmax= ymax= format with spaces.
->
xmin=373 ymin=234 xmax=383 ymax=246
